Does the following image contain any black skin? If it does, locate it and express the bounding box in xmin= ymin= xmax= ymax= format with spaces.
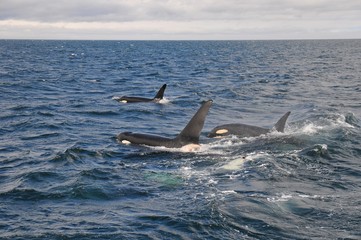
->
xmin=208 ymin=111 xmax=291 ymax=138
xmin=117 ymin=84 xmax=167 ymax=103
xmin=117 ymin=100 xmax=213 ymax=148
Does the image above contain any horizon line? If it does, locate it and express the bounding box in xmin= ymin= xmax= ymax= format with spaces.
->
xmin=1 ymin=37 xmax=360 ymax=41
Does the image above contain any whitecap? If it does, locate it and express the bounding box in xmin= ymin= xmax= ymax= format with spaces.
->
xmin=221 ymin=152 xmax=269 ymax=170
xmin=221 ymin=157 xmax=247 ymax=170
xmin=267 ymin=193 xmax=293 ymax=202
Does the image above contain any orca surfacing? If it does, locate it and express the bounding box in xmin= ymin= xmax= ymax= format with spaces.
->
xmin=117 ymin=100 xmax=213 ymax=149
xmin=116 ymin=84 xmax=167 ymax=103
xmin=208 ymin=111 xmax=291 ymax=138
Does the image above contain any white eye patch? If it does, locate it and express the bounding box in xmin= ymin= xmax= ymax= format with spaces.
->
xmin=216 ymin=129 xmax=229 ymax=134
xmin=122 ymin=140 xmax=131 ymax=145
xmin=121 ymin=100 xmax=127 ymax=103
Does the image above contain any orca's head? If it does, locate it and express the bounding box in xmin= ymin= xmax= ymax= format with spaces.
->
xmin=117 ymin=132 xmax=133 ymax=144
xmin=117 ymin=96 xmax=128 ymax=103
xmin=207 ymin=127 xmax=230 ymax=138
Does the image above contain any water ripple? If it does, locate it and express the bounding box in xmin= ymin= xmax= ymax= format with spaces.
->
xmin=1 ymin=39 xmax=361 ymax=239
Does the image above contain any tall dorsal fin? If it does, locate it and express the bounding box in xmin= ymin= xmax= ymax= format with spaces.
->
xmin=176 ymin=100 xmax=213 ymax=144
xmin=153 ymin=84 xmax=167 ymax=99
xmin=273 ymin=111 xmax=291 ymax=132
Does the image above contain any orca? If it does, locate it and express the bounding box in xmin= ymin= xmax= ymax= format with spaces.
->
xmin=117 ymin=100 xmax=212 ymax=150
xmin=208 ymin=111 xmax=291 ymax=138
xmin=116 ymin=84 xmax=167 ymax=103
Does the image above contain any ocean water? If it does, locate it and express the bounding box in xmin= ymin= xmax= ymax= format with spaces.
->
xmin=0 ymin=39 xmax=360 ymax=239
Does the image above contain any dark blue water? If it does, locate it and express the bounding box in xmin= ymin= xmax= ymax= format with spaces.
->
xmin=1 ymin=40 xmax=360 ymax=239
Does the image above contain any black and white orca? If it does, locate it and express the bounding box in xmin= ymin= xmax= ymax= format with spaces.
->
xmin=208 ymin=111 xmax=291 ymax=138
xmin=116 ymin=84 xmax=167 ymax=103
xmin=117 ymin=100 xmax=213 ymax=151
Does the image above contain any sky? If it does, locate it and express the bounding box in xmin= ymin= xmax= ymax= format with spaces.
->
xmin=0 ymin=0 xmax=360 ymax=40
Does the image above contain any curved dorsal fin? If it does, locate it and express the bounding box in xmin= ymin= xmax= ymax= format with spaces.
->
xmin=153 ymin=84 xmax=167 ymax=99
xmin=176 ymin=100 xmax=213 ymax=144
xmin=273 ymin=111 xmax=291 ymax=132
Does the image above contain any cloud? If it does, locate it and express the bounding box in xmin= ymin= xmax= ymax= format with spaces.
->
xmin=0 ymin=0 xmax=360 ymax=39
xmin=0 ymin=0 xmax=130 ymax=22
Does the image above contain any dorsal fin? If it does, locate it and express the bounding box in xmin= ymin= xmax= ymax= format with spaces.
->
xmin=175 ymin=100 xmax=213 ymax=144
xmin=273 ymin=111 xmax=291 ymax=132
xmin=153 ymin=84 xmax=167 ymax=99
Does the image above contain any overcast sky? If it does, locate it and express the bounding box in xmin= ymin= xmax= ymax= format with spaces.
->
xmin=1 ymin=0 xmax=360 ymax=40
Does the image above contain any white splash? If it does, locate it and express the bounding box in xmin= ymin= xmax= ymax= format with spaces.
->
xmin=267 ymin=193 xmax=293 ymax=202
xmin=148 ymin=144 xmax=202 ymax=153
xmin=180 ymin=144 xmax=201 ymax=152
xmin=112 ymin=96 xmax=121 ymax=100
xmin=158 ymin=97 xmax=171 ymax=104
xmin=300 ymin=122 xmax=325 ymax=134
xmin=267 ymin=193 xmax=331 ymax=202
xmin=289 ymin=113 xmax=355 ymax=136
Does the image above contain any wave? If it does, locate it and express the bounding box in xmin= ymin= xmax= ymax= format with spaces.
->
xmin=0 ymin=183 xmax=152 ymax=202
xmin=20 ymin=132 xmax=60 ymax=140
xmin=0 ymin=165 xmax=153 ymax=201
xmin=76 ymin=110 xmax=120 ymax=116
xmin=119 ymin=112 xmax=359 ymax=170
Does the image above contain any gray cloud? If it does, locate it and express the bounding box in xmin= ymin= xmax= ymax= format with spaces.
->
xmin=0 ymin=0 xmax=360 ymax=39
xmin=0 ymin=0 xmax=131 ymax=21
xmin=2 ymin=0 xmax=359 ymax=21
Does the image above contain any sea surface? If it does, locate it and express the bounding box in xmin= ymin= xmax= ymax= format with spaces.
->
xmin=0 ymin=39 xmax=360 ymax=239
